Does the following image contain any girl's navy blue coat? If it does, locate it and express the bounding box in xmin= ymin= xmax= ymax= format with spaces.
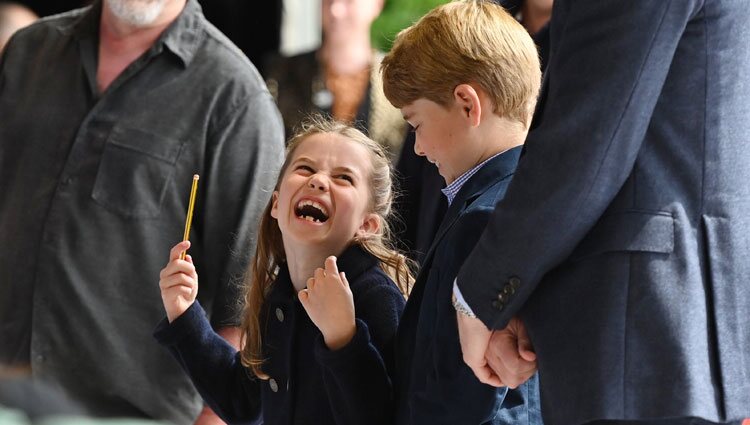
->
xmin=154 ymin=245 xmax=406 ymax=425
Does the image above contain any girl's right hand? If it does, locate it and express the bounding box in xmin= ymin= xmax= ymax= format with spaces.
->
xmin=159 ymin=241 xmax=199 ymax=323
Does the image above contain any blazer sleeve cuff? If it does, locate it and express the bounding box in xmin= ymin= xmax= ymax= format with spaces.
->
xmin=313 ymin=319 xmax=373 ymax=365
xmin=153 ymin=301 xmax=211 ymax=346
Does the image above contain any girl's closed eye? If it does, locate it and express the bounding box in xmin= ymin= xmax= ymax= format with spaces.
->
xmin=336 ymin=174 xmax=354 ymax=184
xmin=295 ymin=164 xmax=315 ymax=174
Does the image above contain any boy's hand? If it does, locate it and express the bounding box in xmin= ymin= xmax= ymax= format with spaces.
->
xmin=159 ymin=241 xmax=199 ymax=323
xmin=457 ymin=313 xmax=502 ymax=387
xmin=298 ymin=256 xmax=356 ymax=350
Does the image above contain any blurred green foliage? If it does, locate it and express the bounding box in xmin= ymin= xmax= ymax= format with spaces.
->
xmin=371 ymin=0 xmax=451 ymax=51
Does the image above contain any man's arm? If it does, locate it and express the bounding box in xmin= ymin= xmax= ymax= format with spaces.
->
xmin=455 ymin=0 xmax=702 ymax=384
xmin=457 ymin=0 xmax=702 ymax=329
xmin=198 ymin=91 xmax=285 ymax=328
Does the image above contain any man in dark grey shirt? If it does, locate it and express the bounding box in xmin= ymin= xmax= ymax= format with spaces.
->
xmin=0 ymin=0 xmax=285 ymax=423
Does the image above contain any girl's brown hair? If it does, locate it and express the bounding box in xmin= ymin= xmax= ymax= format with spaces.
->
xmin=239 ymin=115 xmax=414 ymax=378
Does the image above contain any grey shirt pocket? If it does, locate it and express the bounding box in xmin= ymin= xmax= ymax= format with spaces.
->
xmin=92 ymin=126 xmax=185 ymax=219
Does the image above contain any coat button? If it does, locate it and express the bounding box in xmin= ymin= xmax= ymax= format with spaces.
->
xmin=269 ymin=378 xmax=278 ymax=392
xmin=275 ymin=308 xmax=284 ymax=322
xmin=491 ymin=300 xmax=504 ymax=311
xmin=509 ymin=277 xmax=521 ymax=289
xmin=497 ymin=293 xmax=507 ymax=304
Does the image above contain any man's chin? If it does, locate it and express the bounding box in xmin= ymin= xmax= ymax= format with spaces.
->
xmin=105 ymin=0 xmax=168 ymax=27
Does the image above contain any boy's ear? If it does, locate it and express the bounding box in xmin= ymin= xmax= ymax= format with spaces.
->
xmin=356 ymin=213 xmax=381 ymax=239
xmin=453 ymin=84 xmax=482 ymax=127
xmin=269 ymin=191 xmax=280 ymax=219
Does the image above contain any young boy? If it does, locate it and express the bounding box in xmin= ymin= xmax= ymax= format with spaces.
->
xmin=381 ymin=1 xmax=543 ymax=424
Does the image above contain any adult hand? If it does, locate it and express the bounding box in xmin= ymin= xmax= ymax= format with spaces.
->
xmin=298 ymin=256 xmax=356 ymax=350
xmin=484 ymin=316 xmax=537 ymax=388
xmin=159 ymin=240 xmax=199 ymax=322
xmin=457 ymin=313 xmax=503 ymax=387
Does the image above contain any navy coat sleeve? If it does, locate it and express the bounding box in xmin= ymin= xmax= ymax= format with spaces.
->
xmin=457 ymin=0 xmax=704 ymax=329
xmin=153 ymin=301 xmax=262 ymax=423
xmin=314 ymin=279 xmax=405 ymax=425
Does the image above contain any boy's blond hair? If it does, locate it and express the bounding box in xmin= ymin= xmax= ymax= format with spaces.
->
xmin=381 ymin=0 xmax=541 ymax=127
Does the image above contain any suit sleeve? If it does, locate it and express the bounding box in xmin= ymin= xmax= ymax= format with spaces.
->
xmin=153 ymin=302 xmax=262 ymax=423
xmin=314 ymin=281 xmax=405 ymax=425
xmin=457 ymin=0 xmax=702 ymax=329
xmin=196 ymin=90 xmax=285 ymax=328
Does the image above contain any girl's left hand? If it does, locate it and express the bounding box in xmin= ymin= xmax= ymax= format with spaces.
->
xmin=299 ymin=256 xmax=356 ymax=350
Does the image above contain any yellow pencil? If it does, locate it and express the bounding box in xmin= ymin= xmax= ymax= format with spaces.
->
xmin=180 ymin=174 xmax=200 ymax=260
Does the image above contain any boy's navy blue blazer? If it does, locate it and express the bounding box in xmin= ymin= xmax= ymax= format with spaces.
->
xmin=154 ymin=245 xmax=405 ymax=425
xmin=395 ymin=146 xmax=542 ymax=425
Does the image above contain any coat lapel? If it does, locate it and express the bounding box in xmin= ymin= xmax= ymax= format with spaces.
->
xmin=418 ymin=146 xmax=522 ymax=268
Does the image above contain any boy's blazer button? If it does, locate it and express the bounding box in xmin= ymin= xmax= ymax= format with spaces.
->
xmin=502 ymin=286 xmax=513 ymax=296
xmin=497 ymin=293 xmax=508 ymax=304
xmin=492 ymin=300 xmax=504 ymax=310
xmin=509 ymin=277 xmax=521 ymax=289
xmin=275 ymin=308 xmax=284 ymax=322
xmin=269 ymin=378 xmax=279 ymax=392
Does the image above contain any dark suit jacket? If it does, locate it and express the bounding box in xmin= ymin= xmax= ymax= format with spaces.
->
xmin=396 ymin=147 xmax=542 ymax=425
xmin=457 ymin=1 xmax=750 ymax=424
xmin=154 ymin=245 xmax=406 ymax=425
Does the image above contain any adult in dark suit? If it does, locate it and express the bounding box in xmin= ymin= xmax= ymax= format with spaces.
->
xmin=454 ymin=1 xmax=750 ymax=424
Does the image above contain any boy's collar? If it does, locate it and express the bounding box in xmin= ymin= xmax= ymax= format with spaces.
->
xmin=441 ymin=146 xmax=519 ymax=206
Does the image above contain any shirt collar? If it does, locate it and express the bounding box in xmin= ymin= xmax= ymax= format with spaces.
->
xmin=160 ymin=0 xmax=204 ymax=67
xmin=66 ymin=0 xmax=204 ymax=67
xmin=441 ymin=149 xmax=509 ymax=206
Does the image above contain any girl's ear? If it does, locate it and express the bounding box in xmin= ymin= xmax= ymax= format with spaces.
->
xmin=453 ymin=83 xmax=482 ymax=127
xmin=356 ymin=213 xmax=381 ymax=239
xmin=269 ymin=191 xmax=280 ymax=219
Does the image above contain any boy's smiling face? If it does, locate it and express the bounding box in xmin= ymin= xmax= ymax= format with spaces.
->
xmin=402 ymin=96 xmax=473 ymax=185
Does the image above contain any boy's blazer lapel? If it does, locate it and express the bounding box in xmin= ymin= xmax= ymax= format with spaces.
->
xmin=421 ymin=146 xmax=523 ymax=266
xmin=401 ymin=147 xmax=523 ymax=322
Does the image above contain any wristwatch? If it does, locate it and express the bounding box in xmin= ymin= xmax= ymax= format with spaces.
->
xmin=452 ymin=292 xmax=477 ymax=319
